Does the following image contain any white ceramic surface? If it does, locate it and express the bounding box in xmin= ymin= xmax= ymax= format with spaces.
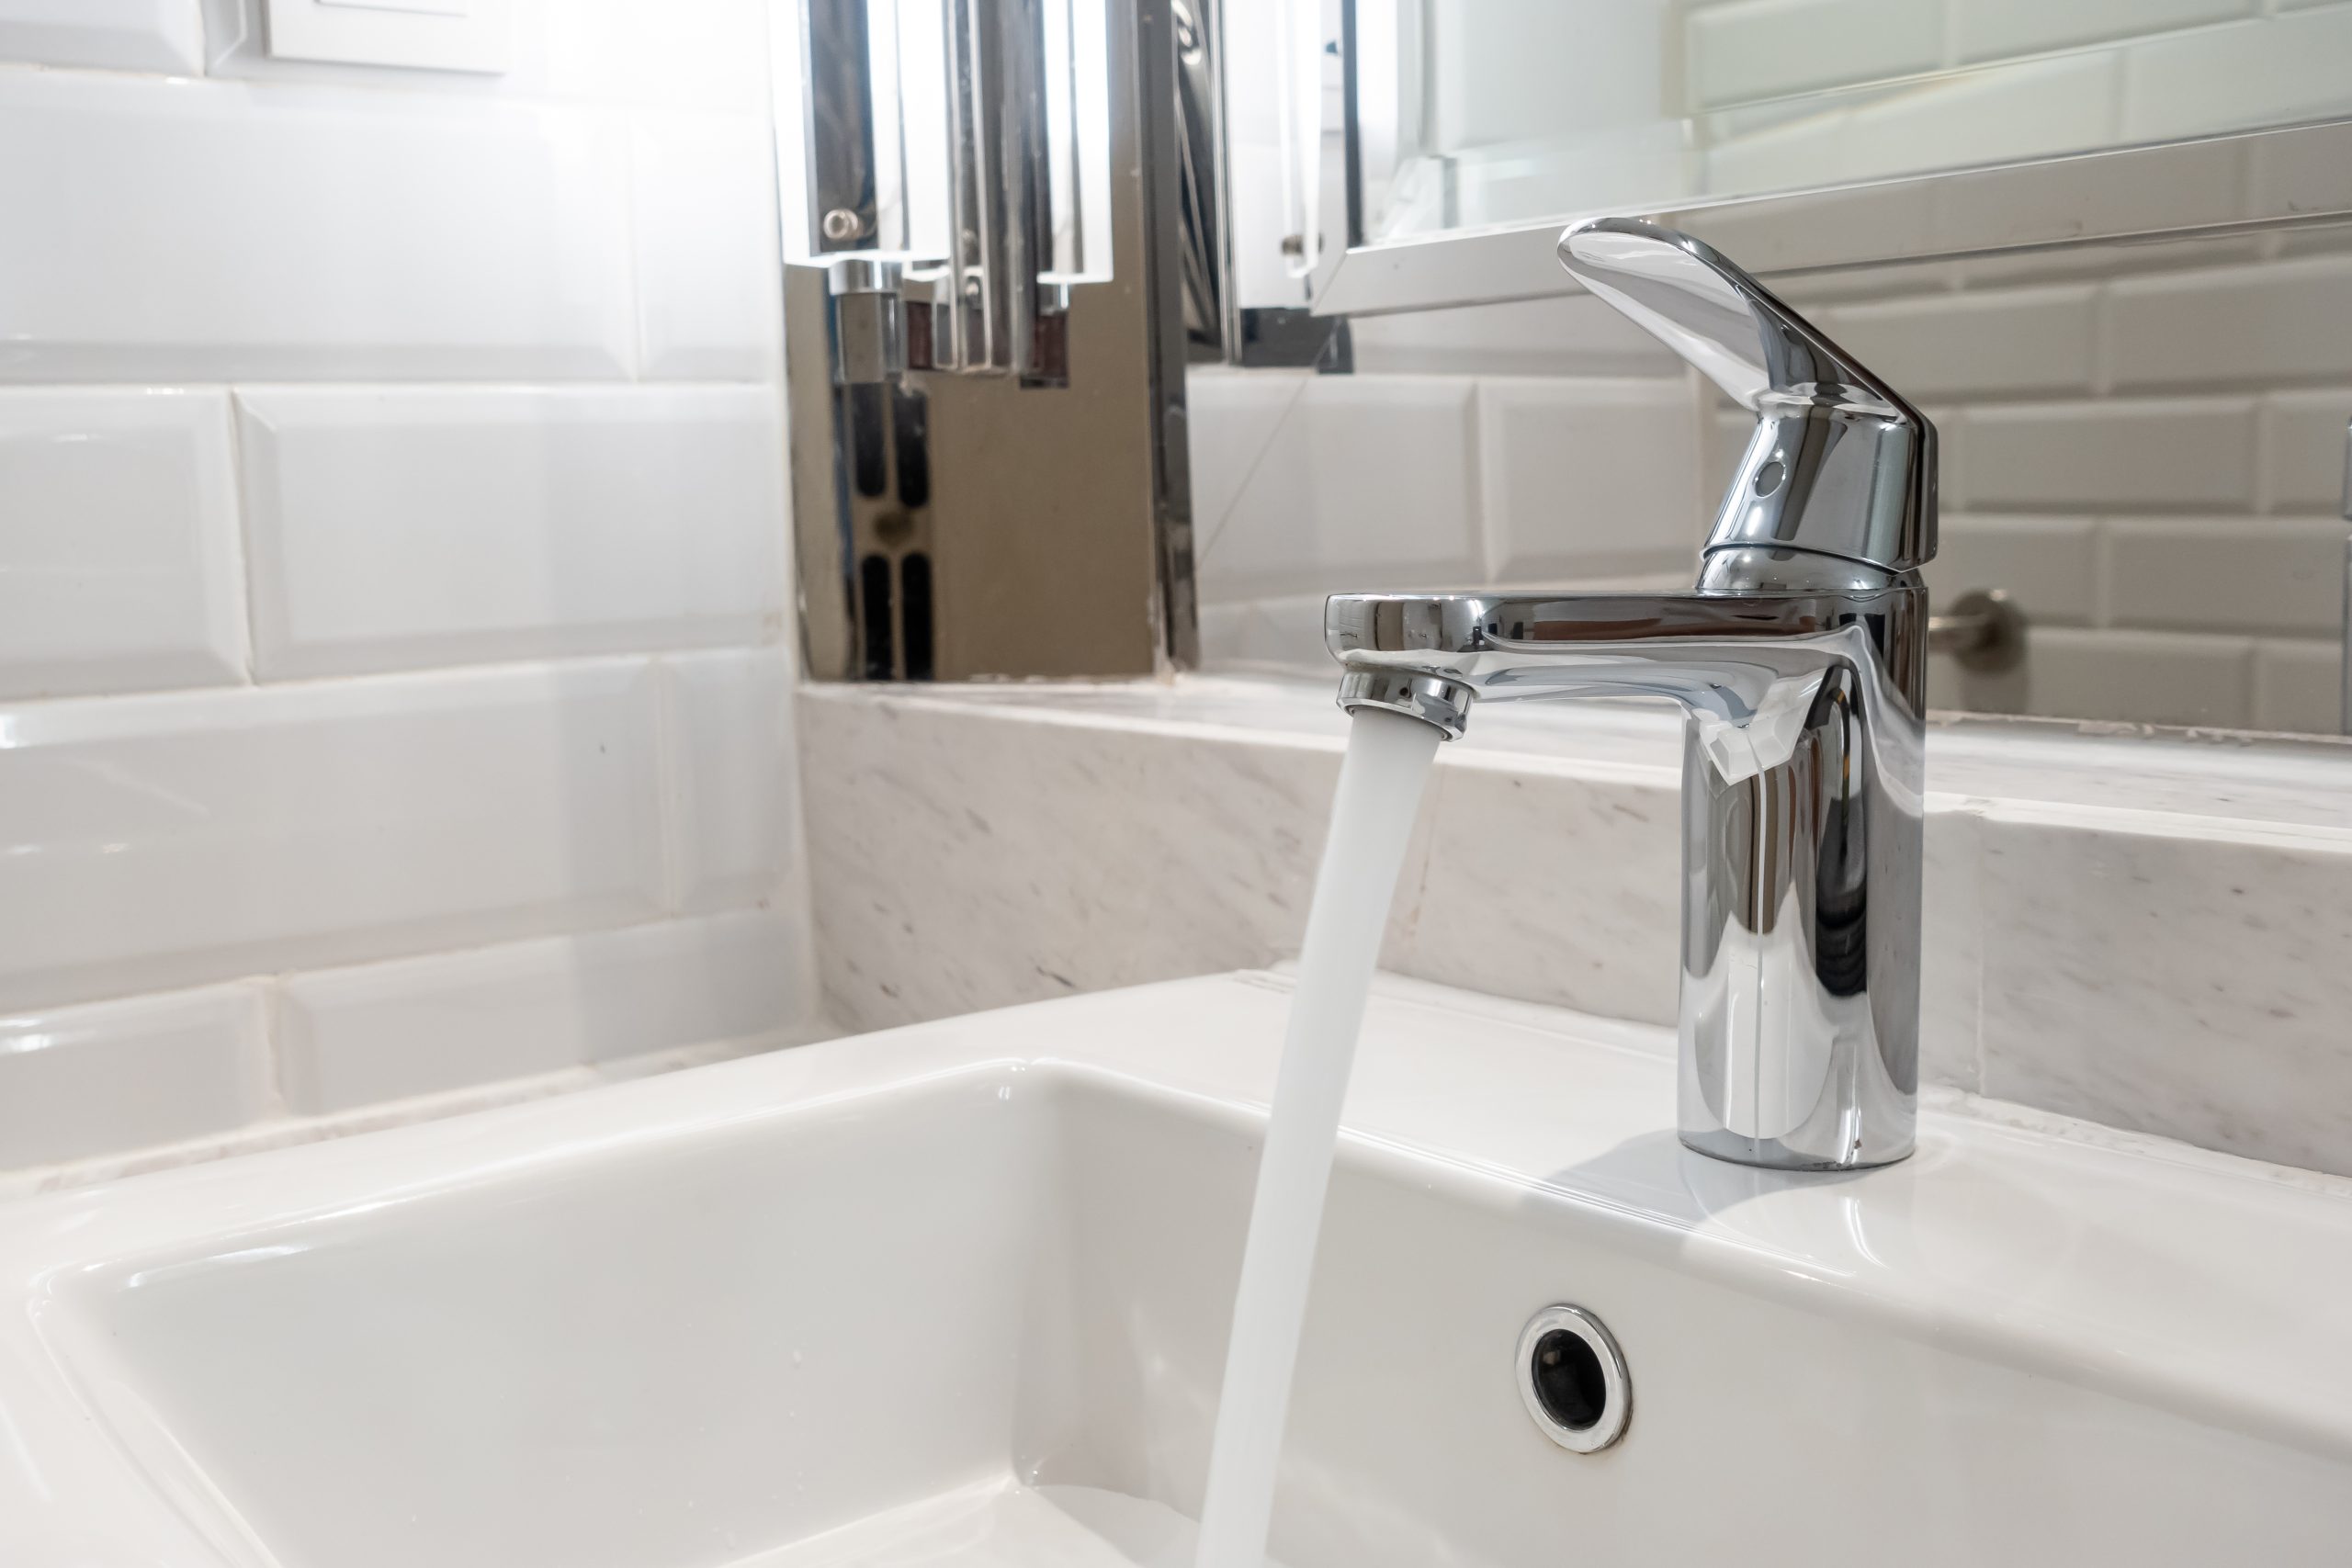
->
xmin=1 ymin=971 xmax=2345 ymax=1566
xmin=237 ymin=386 xmax=784 ymax=678
xmin=0 ymin=71 xmax=637 ymax=382
xmin=0 ymin=388 xmax=248 ymax=700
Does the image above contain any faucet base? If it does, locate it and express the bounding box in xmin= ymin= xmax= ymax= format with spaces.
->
xmin=1677 ymin=1125 xmax=1916 ymax=1173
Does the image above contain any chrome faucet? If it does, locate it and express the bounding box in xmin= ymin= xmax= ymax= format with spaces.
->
xmin=1329 ymin=219 xmax=1936 ymax=1171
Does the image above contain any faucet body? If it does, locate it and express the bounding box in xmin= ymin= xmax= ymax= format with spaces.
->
xmin=1330 ymin=220 xmax=1937 ymax=1170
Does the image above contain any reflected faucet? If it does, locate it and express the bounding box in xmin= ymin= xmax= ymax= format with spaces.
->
xmin=1328 ymin=219 xmax=1936 ymax=1171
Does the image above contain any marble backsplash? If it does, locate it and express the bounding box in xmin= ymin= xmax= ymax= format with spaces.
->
xmin=800 ymin=678 xmax=2352 ymax=1178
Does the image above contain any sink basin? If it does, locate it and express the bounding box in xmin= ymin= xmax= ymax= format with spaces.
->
xmin=3 ymin=972 xmax=2347 ymax=1566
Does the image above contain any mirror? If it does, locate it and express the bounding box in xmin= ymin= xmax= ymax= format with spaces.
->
xmin=1185 ymin=2 xmax=2352 ymax=740
xmin=1355 ymin=1 xmax=2352 ymax=250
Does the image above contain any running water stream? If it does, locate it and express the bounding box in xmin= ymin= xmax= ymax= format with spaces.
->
xmin=1192 ymin=706 xmax=1446 ymax=1568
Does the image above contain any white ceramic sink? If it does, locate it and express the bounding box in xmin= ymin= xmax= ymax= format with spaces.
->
xmin=3 ymin=972 xmax=2348 ymax=1566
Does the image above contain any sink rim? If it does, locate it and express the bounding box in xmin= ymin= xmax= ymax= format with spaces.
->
xmin=1 ymin=967 xmax=2348 ymax=1561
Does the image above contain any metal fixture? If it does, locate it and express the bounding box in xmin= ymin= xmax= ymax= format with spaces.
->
xmin=1329 ymin=218 xmax=1936 ymax=1171
xmin=782 ymin=0 xmax=1195 ymax=681
xmin=1928 ymin=588 xmax=2027 ymax=674
xmin=1515 ymin=1304 xmax=1630 ymax=1453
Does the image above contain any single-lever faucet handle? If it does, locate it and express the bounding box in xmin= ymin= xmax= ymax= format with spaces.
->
xmin=1559 ymin=217 xmax=1937 ymax=580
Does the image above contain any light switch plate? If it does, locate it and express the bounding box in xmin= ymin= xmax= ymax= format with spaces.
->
xmin=264 ymin=0 xmax=512 ymax=73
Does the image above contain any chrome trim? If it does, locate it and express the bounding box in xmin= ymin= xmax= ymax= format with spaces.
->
xmin=1515 ymin=1304 xmax=1631 ymax=1455
xmin=1328 ymin=224 xmax=1934 ymax=1171
xmin=1312 ymin=119 xmax=2352 ymax=319
xmin=1335 ymin=667 xmax=1473 ymax=739
xmin=1928 ymin=588 xmax=2027 ymax=675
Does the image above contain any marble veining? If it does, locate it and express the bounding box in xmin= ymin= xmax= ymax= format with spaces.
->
xmin=801 ymin=678 xmax=2352 ymax=1177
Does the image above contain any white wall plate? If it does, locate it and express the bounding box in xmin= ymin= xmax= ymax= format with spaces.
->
xmin=264 ymin=0 xmax=510 ymax=73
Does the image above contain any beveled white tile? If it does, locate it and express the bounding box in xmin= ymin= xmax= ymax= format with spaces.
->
xmin=662 ymin=649 xmax=797 ymax=913
xmin=1688 ymin=0 xmax=1941 ymax=108
xmin=0 ymin=388 xmax=247 ymax=699
xmin=1195 ymin=376 xmax=1481 ymax=600
xmin=198 ymin=0 xmax=775 ymax=114
xmin=1476 ymin=378 xmax=1702 ymax=581
xmin=0 ymin=0 xmax=203 ymax=72
xmin=631 ymin=112 xmax=784 ymax=380
xmin=1194 ymin=592 xmax=1330 ymax=675
xmin=2257 ymin=389 xmax=2352 ymax=514
xmin=2102 ymin=517 xmax=2348 ymax=635
xmin=1960 ymin=398 xmax=2256 ymax=513
xmin=2109 ymin=255 xmax=2352 ymax=390
xmin=2022 ymin=627 xmax=2254 ymax=728
xmin=1951 ymin=0 xmax=2252 ymax=64
xmin=237 ymin=385 xmax=783 ymax=679
xmin=0 ymin=985 xmax=271 ymax=1170
xmin=1818 ymin=285 xmax=2098 ymax=399
xmin=1928 ymin=515 xmax=2098 ymax=627
xmin=2120 ymin=6 xmax=2352 ymax=144
xmin=1185 ymin=369 xmax=1307 ymax=548
xmin=1347 ymin=295 xmax=1679 ymax=378
xmin=0 ymin=660 xmax=666 ymax=1012
xmin=1844 ymin=51 xmax=2120 ymax=192
xmin=0 ymin=72 xmax=634 ymax=382
xmin=277 ymin=908 xmax=805 ymax=1114
xmin=2251 ymin=638 xmax=2343 ymax=735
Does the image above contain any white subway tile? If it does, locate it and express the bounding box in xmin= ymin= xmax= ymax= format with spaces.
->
xmin=0 ymin=389 xmax=246 ymax=699
xmin=2257 ymin=389 xmax=2352 ymax=513
xmin=2252 ymin=638 xmax=2344 ymax=734
xmin=0 ymin=985 xmax=272 ymax=1169
xmin=1195 ymin=376 xmax=1481 ymax=599
xmin=2103 ymin=518 xmax=2348 ymax=635
xmin=662 ymin=649 xmax=796 ymax=914
xmin=237 ymin=386 xmax=783 ymax=679
xmin=1349 ymin=296 xmax=1680 ymax=379
xmin=1193 ymin=593 xmax=1329 ymax=674
xmin=0 ymin=0 xmax=203 ymax=72
xmin=1962 ymin=398 xmax=2256 ymax=512
xmin=0 ymin=661 xmax=666 ymax=1012
xmin=0 ymin=72 xmax=634 ymax=383
xmin=1952 ymin=0 xmax=2253 ymax=65
xmin=1819 ymin=285 xmax=2098 ymax=398
xmin=2109 ymin=256 xmax=2352 ymax=390
xmin=1842 ymin=52 xmax=2120 ymax=192
xmin=2022 ymin=626 xmax=2253 ymax=728
xmin=2249 ymin=119 xmax=2352 ymax=220
xmin=1688 ymin=0 xmax=1942 ymax=109
xmin=631 ymin=112 xmax=784 ymax=380
xmin=277 ymin=908 xmax=801 ymax=1114
xmin=1184 ymin=370 xmax=1306 ymax=547
xmin=2120 ymin=7 xmax=2352 ymax=144
xmin=1925 ymin=107 xmax=2237 ymax=254
xmin=1928 ymin=515 xmax=2098 ymax=626
xmin=198 ymin=0 xmax=774 ymax=115
xmin=1476 ymin=378 xmax=1700 ymax=580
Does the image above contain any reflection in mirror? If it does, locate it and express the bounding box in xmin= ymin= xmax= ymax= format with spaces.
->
xmin=1358 ymin=1 xmax=2352 ymax=243
xmin=1188 ymin=223 xmax=2352 ymax=737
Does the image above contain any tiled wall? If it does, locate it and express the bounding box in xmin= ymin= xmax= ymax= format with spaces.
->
xmin=1689 ymin=0 xmax=2352 ymax=194
xmin=1193 ymin=226 xmax=2352 ymax=733
xmin=0 ymin=0 xmax=816 ymax=1175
